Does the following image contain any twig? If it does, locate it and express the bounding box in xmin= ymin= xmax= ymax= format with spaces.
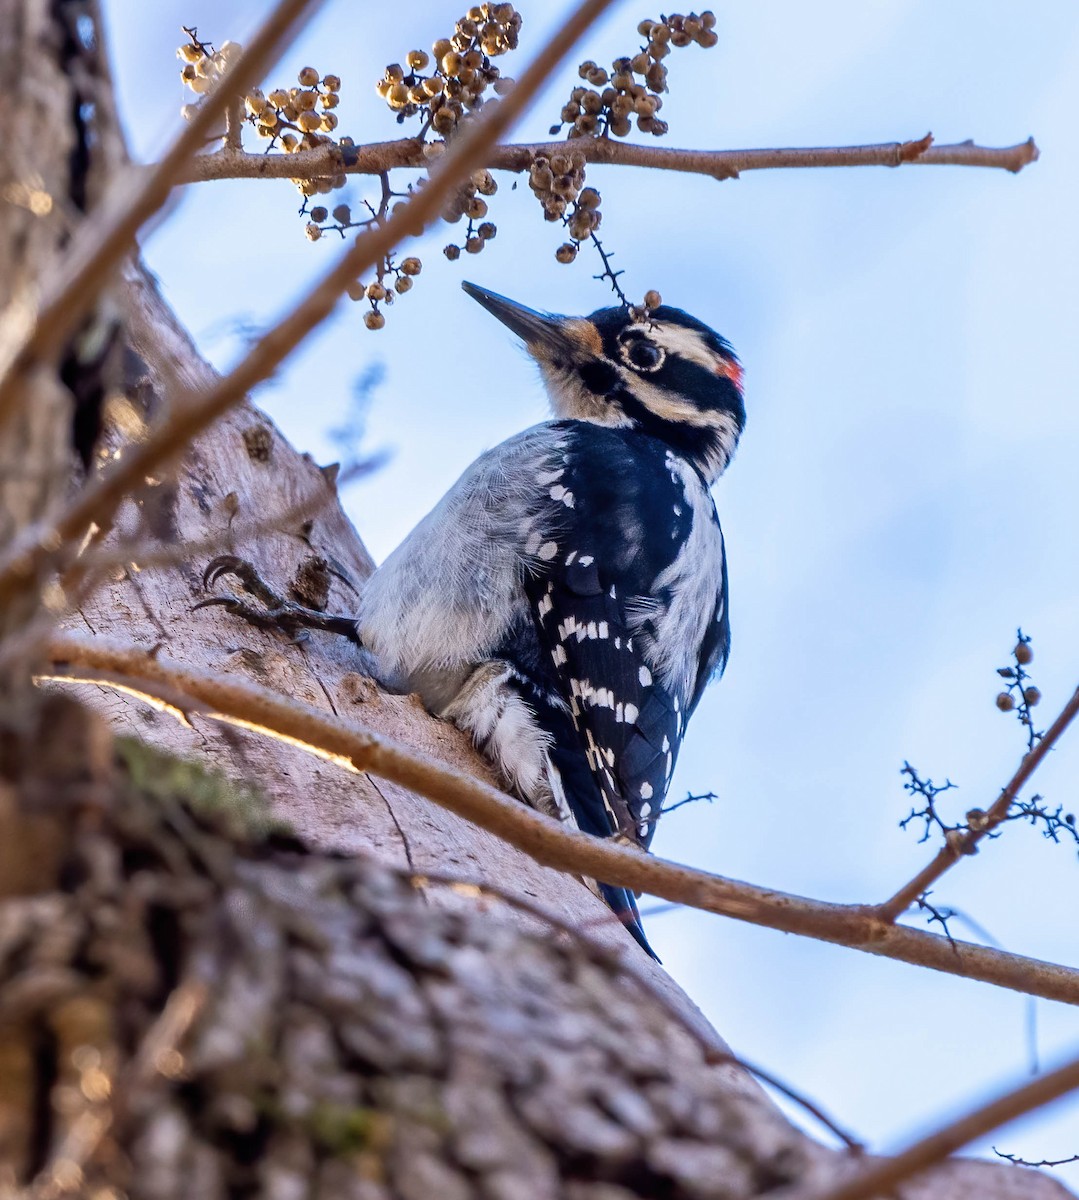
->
xmin=996 ymin=628 xmax=1042 ymax=753
xmin=915 ymin=893 xmax=958 ymax=945
xmin=224 ymin=93 xmax=245 ymax=152
xmin=71 ymin=481 xmax=340 ymax=579
xmin=39 ymin=635 xmax=1079 ymax=1007
xmin=125 ymin=979 xmax=208 ymax=1090
xmin=877 ymin=684 xmax=1079 ymax=921
xmin=0 ymin=462 xmax=345 ymax=679
xmin=587 ymin=230 xmax=629 ymax=305
xmin=771 ymin=1050 xmax=1079 ymax=1200
xmin=178 ymin=134 xmax=1040 ymax=185
xmin=0 ymin=0 xmax=325 ymax=426
xmin=0 ymin=0 xmax=619 ymax=619
xmin=608 ymin=789 xmax=717 ymax=840
xmin=898 ymin=762 xmax=958 ymax=843
xmin=993 ymin=1149 xmax=1079 ymax=1169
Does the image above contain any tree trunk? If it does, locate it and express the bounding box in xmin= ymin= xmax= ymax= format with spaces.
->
xmin=0 ymin=2 xmax=1070 ymax=1197
xmin=0 ymin=0 xmax=121 ymax=690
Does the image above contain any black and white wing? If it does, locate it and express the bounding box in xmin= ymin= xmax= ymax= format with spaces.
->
xmin=523 ymin=423 xmax=729 ymax=851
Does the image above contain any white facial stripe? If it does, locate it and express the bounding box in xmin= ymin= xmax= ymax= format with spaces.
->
xmin=631 ymin=322 xmax=727 ymax=375
xmin=619 ymin=373 xmax=741 ymax=479
xmin=628 ymin=374 xmax=726 ymax=427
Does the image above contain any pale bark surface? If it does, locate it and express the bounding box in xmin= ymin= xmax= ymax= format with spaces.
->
xmin=0 ymin=1 xmax=1072 ymax=1196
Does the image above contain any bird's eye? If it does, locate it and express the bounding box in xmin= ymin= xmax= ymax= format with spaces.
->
xmin=618 ymin=333 xmax=666 ymax=373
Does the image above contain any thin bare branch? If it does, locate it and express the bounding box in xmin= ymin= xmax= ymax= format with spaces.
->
xmin=878 ymin=684 xmax=1079 ymax=921
xmin=71 ymin=481 xmax=336 ymax=579
xmin=0 ymin=0 xmax=325 ymax=423
xmin=179 ymin=134 xmax=1040 ymax=185
xmin=41 ymin=635 xmax=1079 ymax=1007
xmin=0 ymin=0 xmax=618 ymax=618
xmin=994 ymin=1149 xmax=1079 ymax=1169
xmin=774 ymin=1050 xmax=1079 ymax=1200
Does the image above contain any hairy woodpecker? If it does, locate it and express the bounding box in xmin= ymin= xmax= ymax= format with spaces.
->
xmin=201 ymin=282 xmax=745 ymax=959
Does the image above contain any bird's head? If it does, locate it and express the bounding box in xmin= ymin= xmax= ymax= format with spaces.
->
xmin=463 ymin=281 xmax=745 ymax=484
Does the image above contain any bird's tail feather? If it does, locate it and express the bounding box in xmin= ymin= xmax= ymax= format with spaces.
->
xmin=600 ymin=883 xmax=660 ymax=961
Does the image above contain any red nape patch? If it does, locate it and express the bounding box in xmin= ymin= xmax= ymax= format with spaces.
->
xmin=715 ymin=356 xmax=744 ymax=393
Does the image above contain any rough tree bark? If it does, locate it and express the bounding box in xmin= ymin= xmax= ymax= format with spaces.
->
xmin=0 ymin=1 xmax=1071 ymax=1197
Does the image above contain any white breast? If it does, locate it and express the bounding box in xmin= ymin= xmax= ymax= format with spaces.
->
xmin=633 ymin=452 xmax=725 ymax=704
xmin=357 ymin=424 xmax=565 ymax=707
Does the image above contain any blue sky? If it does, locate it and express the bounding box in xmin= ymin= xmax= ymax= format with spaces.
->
xmin=103 ymin=0 xmax=1079 ymax=1184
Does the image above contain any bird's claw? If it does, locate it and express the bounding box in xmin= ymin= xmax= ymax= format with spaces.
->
xmin=202 ymin=554 xmax=244 ymax=590
xmin=191 ymin=592 xmax=311 ymax=644
xmin=196 ymin=555 xmax=361 ymax=647
xmin=201 ymin=554 xmax=287 ymax=609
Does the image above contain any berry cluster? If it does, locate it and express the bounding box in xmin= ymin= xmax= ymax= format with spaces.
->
xmin=441 ymin=166 xmax=499 ymax=260
xmin=177 ymin=30 xmax=351 ymax=202
xmin=376 ymin=5 xmax=521 ymax=137
xmin=651 ymin=10 xmax=718 ymax=48
xmin=345 ymin=257 xmax=423 ymax=331
xmin=177 ymin=28 xmax=241 ymax=99
xmin=245 ymin=69 xmax=340 ymax=143
xmin=302 ymin=174 xmax=429 ymax=326
xmin=303 ymin=202 xmax=354 ymax=241
xmin=995 ymin=632 xmax=1042 ymax=750
xmin=525 ymin=151 xmax=597 ymax=265
xmin=243 ymin=68 xmax=348 ymax=199
xmin=553 ymin=12 xmax=717 ymax=140
xmin=174 ymin=8 xmax=714 ymax=331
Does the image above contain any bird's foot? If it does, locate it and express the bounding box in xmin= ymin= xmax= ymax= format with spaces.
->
xmin=195 ymin=555 xmax=361 ymax=646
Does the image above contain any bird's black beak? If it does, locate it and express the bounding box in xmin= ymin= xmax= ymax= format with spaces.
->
xmin=462 ymin=281 xmax=571 ymax=358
